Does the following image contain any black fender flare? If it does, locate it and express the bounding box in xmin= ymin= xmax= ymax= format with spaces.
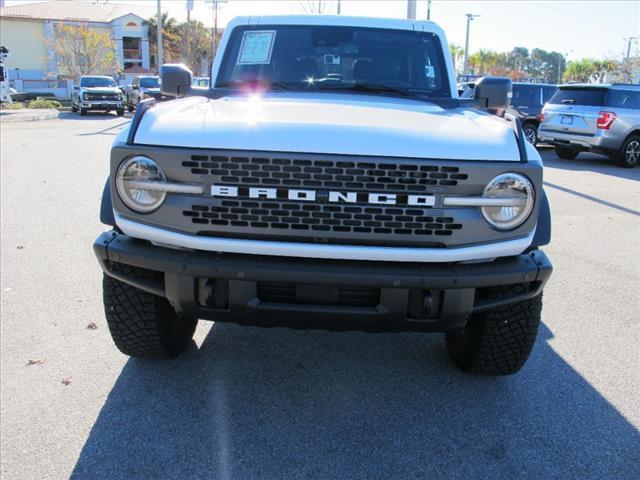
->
xmin=100 ymin=178 xmax=116 ymax=227
xmin=531 ymin=188 xmax=551 ymax=247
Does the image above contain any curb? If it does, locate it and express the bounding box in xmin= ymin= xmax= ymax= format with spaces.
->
xmin=0 ymin=109 xmax=60 ymax=122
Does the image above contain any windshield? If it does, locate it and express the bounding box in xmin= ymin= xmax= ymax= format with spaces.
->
xmin=80 ymin=77 xmax=117 ymax=88
xmin=217 ymin=25 xmax=450 ymax=98
xmin=140 ymin=77 xmax=160 ymax=88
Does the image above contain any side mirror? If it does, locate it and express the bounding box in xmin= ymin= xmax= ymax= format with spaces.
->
xmin=160 ymin=64 xmax=193 ymax=97
xmin=474 ymin=76 xmax=512 ymax=109
xmin=132 ymin=85 xmax=139 ymax=90
xmin=73 ymin=85 xmax=79 ymax=90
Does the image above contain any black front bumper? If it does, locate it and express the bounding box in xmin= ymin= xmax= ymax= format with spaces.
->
xmin=94 ymin=231 xmax=552 ymax=332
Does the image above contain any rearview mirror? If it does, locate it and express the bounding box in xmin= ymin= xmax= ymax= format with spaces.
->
xmin=474 ymin=76 xmax=512 ymax=109
xmin=160 ymin=64 xmax=193 ymax=97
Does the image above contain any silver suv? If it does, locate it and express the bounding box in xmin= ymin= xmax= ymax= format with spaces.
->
xmin=539 ymin=84 xmax=640 ymax=167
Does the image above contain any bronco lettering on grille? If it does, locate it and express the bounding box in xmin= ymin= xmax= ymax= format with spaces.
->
xmin=211 ymin=185 xmax=436 ymax=207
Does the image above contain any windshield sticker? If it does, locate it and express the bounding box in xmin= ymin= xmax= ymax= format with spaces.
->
xmin=425 ymin=65 xmax=435 ymax=78
xmin=237 ymin=31 xmax=276 ymax=65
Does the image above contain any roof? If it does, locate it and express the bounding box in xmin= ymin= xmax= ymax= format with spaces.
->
xmin=0 ymin=1 xmax=151 ymax=23
xmin=227 ymin=15 xmax=445 ymax=36
xmin=559 ymin=83 xmax=640 ymax=90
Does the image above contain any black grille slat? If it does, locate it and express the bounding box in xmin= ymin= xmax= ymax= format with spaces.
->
xmin=183 ymin=155 xmax=468 ymax=191
xmin=184 ymin=199 xmax=462 ymax=238
xmin=176 ymin=153 xmax=472 ymax=246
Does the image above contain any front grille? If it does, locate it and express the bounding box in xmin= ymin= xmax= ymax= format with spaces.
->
xmin=177 ymin=154 xmax=468 ymax=246
xmin=86 ymin=93 xmax=119 ymax=101
xmin=184 ymin=199 xmax=462 ymax=238
xmin=257 ymin=282 xmax=380 ymax=307
xmin=182 ymin=156 xmax=469 ymax=191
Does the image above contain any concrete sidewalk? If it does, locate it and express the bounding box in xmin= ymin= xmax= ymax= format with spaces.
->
xmin=0 ymin=108 xmax=60 ymax=122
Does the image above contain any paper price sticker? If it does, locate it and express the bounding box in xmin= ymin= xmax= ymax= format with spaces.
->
xmin=237 ymin=31 xmax=276 ymax=65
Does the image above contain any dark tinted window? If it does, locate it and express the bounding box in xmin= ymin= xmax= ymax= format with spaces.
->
xmin=80 ymin=77 xmax=116 ymax=88
xmin=140 ymin=77 xmax=159 ymax=88
xmin=607 ymin=90 xmax=640 ymax=109
xmin=217 ymin=25 xmax=451 ymax=97
xmin=549 ymin=88 xmax=606 ymax=106
xmin=512 ymin=85 xmax=541 ymax=106
xmin=0 ymin=65 xmax=5 ymax=82
xmin=542 ymin=86 xmax=557 ymax=103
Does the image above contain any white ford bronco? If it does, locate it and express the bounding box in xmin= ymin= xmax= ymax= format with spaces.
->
xmin=94 ymin=16 xmax=552 ymax=375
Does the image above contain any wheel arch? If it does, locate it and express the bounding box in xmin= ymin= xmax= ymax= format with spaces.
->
xmin=100 ymin=177 xmax=116 ymax=227
xmin=531 ymin=187 xmax=551 ymax=247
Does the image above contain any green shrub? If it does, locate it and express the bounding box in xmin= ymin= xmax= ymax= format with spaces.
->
xmin=27 ymin=98 xmax=62 ymax=109
xmin=1 ymin=102 xmax=25 ymax=110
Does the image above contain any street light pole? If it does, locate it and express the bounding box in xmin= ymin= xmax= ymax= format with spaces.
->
xmin=407 ymin=0 xmax=417 ymax=20
xmin=156 ymin=0 xmax=163 ymax=70
xmin=463 ymin=13 xmax=480 ymax=75
xmin=626 ymin=37 xmax=638 ymax=59
xmin=427 ymin=0 xmax=432 ymax=20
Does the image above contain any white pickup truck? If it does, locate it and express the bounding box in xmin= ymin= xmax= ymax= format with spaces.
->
xmin=94 ymin=15 xmax=552 ymax=375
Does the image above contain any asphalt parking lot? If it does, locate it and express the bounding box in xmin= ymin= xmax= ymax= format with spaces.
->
xmin=1 ymin=113 xmax=639 ymax=479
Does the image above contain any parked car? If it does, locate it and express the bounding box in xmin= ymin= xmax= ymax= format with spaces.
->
xmin=192 ymin=77 xmax=210 ymax=88
xmin=539 ymin=83 xmax=640 ymax=167
xmin=94 ymin=15 xmax=553 ymax=375
xmin=71 ymin=76 xmax=124 ymax=116
xmin=125 ymin=76 xmax=173 ymax=111
xmin=458 ymin=82 xmax=557 ymax=144
xmin=508 ymin=83 xmax=557 ymax=145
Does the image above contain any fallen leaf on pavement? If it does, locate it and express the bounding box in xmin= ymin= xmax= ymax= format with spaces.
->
xmin=86 ymin=322 xmax=97 ymax=330
xmin=62 ymin=377 xmax=72 ymax=386
xmin=26 ymin=359 xmax=45 ymax=366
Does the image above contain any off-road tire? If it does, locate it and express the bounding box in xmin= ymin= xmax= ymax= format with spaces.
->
xmin=71 ymin=102 xmax=78 ymax=112
xmin=555 ymin=146 xmax=578 ymax=160
xmin=79 ymin=107 xmax=87 ymax=116
xmin=116 ymin=108 xmax=125 ymax=116
xmin=103 ymin=264 xmax=198 ymax=359
xmin=445 ymin=285 xmax=543 ymax=375
xmin=615 ymin=134 xmax=640 ymax=168
xmin=522 ymin=123 xmax=538 ymax=146
xmin=127 ymin=103 xmax=135 ymax=112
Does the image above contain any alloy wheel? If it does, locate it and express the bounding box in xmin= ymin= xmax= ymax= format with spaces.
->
xmin=524 ymin=127 xmax=537 ymax=145
xmin=625 ymin=140 xmax=640 ymax=165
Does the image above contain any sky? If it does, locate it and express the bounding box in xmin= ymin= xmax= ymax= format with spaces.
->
xmin=4 ymin=0 xmax=640 ymax=60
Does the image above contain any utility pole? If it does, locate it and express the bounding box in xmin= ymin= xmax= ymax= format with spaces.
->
xmin=463 ymin=13 xmax=480 ymax=75
xmin=156 ymin=0 xmax=163 ymax=70
xmin=407 ymin=0 xmax=417 ymax=20
xmin=337 ymin=0 xmax=341 ymax=15
xmin=427 ymin=0 xmax=432 ymax=20
xmin=185 ymin=0 xmax=193 ymax=69
xmin=626 ymin=37 xmax=638 ymax=59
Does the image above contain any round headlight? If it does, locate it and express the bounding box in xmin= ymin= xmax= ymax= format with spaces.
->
xmin=481 ymin=173 xmax=534 ymax=230
xmin=116 ymin=156 xmax=166 ymax=213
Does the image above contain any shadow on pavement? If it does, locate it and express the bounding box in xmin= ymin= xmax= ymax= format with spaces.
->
xmin=70 ymin=322 xmax=640 ymax=479
xmin=541 ymin=149 xmax=640 ymax=182
xmin=58 ymin=111 xmax=131 ymax=121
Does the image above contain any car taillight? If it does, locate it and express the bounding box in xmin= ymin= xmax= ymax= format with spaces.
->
xmin=537 ymin=113 xmax=544 ymax=122
xmin=597 ymin=111 xmax=616 ymax=130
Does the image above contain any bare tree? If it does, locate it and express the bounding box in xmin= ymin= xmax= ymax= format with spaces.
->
xmin=297 ymin=0 xmax=335 ymax=14
xmin=48 ymin=24 xmax=119 ymax=78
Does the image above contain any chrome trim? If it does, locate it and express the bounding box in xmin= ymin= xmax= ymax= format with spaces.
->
xmin=114 ymin=212 xmax=535 ymax=263
xmin=443 ymin=196 xmax=526 ymax=207
xmin=125 ymin=180 xmax=204 ymax=194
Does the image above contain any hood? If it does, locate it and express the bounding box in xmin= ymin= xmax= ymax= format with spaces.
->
xmin=133 ymin=93 xmax=521 ymax=161
xmin=83 ymin=87 xmax=120 ymax=93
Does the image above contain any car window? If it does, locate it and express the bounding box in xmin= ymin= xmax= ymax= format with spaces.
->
xmin=542 ymin=86 xmax=557 ymax=103
xmin=549 ymin=88 xmax=606 ymax=106
xmin=607 ymin=91 xmax=640 ymax=109
xmin=80 ymin=77 xmax=117 ymax=88
xmin=512 ymin=85 xmax=541 ymax=106
xmin=140 ymin=77 xmax=160 ymax=88
xmin=217 ymin=25 xmax=451 ymax=98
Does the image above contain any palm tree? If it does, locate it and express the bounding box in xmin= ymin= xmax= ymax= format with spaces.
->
xmin=148 ymin=13 xmax=180 ymax=68
xmin=449 ymin=44 xmax=464 ymax=72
